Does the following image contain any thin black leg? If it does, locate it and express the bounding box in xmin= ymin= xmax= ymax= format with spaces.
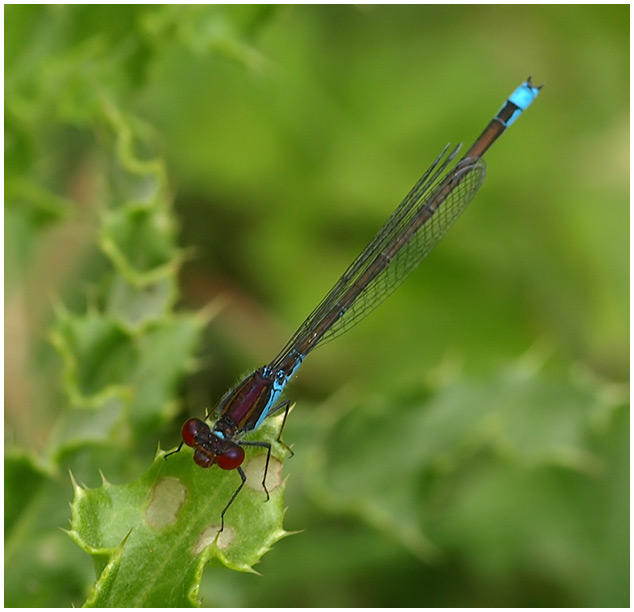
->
xmin=275 ymin=400 xmax=294 ymax=458
xmin=239 ymin=440 xmax=273 ymax=500
xmin=164 ymin=441 xmax=184 ymax=460
xmin=220 ymin=466 xmax=247 ymax=532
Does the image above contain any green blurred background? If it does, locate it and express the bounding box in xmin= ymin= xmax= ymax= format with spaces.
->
xmin=5 ymin=5 xmax=629 ymax=607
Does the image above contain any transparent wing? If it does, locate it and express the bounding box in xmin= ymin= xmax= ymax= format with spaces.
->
xmin=271 ymin=145 xmax=486 ymax=372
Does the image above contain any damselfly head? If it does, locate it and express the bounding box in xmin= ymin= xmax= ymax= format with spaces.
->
xmin=180 ymin=417 xmax=246 ymax=470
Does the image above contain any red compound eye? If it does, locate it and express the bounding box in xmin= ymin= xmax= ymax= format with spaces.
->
xmin=181 ymin=418 xmax=208 ymax=448
xmin=216 ymin=444 xmax=245 ymax=470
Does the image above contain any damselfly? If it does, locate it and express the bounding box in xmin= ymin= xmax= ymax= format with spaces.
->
xmin=166 ymin=77 xmax=542 ymax=530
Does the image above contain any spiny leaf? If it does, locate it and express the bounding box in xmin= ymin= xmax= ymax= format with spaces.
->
xmin=68 ymin=415 xmax=292 ymax=607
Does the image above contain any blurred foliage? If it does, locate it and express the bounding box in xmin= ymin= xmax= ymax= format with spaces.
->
xmin=5 ymin=4 xmax=628 ymax=608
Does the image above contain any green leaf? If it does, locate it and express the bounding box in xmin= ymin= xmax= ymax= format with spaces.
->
xmin=300 ymin=359 xmax=622 ymax=560
xmin=5 ymin=453 xmax=93 ymax=607
xmin=67 ymin=415 xmax=291 ymax=607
